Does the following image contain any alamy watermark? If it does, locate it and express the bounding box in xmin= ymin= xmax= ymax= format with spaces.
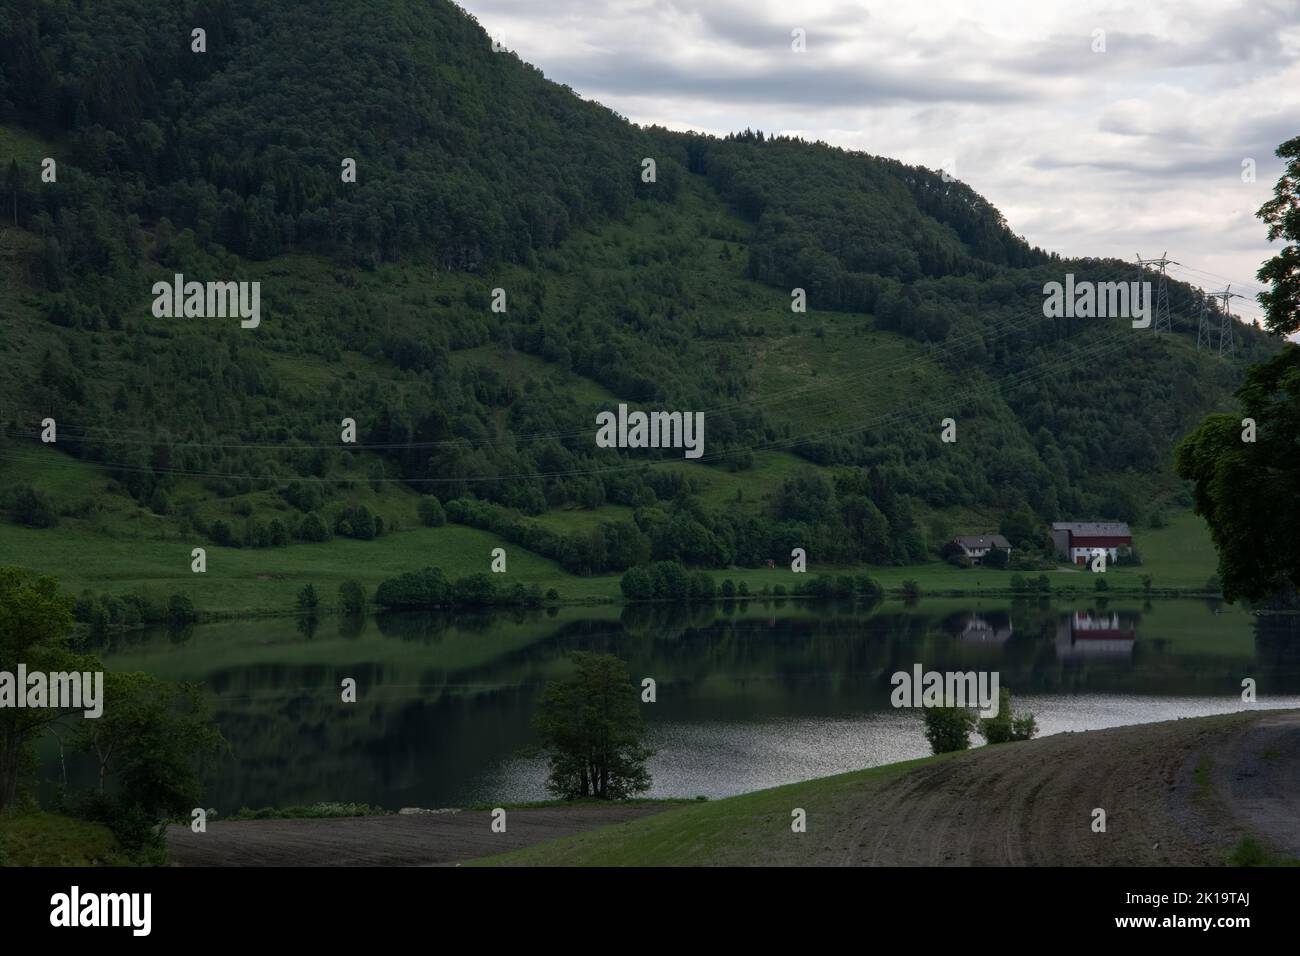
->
xmin=595 ymin=403 xmax=704 ymax=459
xmin=1043 ymin=274 xmax=1151 ymax=328
xmin=151 ymin=273 xmax=261 ymax=328
xmin=50 ymin=886 xmax=151 ymax=936
xmin=890 ymin=665 xmax=1000 ymax=717
xmin=0 ymin=666 xmax=103 ymax=718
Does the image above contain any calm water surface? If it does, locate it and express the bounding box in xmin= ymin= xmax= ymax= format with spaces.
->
xmin=62 ymin=598 xmax=1300 ymax=809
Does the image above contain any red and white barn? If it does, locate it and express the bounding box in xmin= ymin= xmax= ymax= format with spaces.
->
xmin=1051 ymin=521 xmax=1132 ymax=564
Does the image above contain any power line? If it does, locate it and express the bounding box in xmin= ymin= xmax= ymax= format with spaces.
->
xmin=0 ymin=303 xmax=1102 ymax=452
xmin=1167 ymin=261 xmax=1267 ymax=294
xmin=0 ymin=335 xmax=1127 ymax=485
xmin=6 ymin=246 xmax=1266 ymax=451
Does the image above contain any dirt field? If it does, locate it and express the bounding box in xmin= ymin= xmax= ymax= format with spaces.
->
xmin=165 ymin=805 xmax=667 ymax=866
xmin=830 ymin=710 xmax=1300 ymax=866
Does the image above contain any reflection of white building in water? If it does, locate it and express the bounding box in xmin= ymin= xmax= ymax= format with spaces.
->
xmin=1055 ymin=611 xmax=1136 ymax=659
xmin=960 ymin=615 xmax=1014 ymax=644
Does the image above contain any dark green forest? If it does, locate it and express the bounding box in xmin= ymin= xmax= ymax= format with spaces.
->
xmin=0 ymin=0 xmax=1278 ymax=579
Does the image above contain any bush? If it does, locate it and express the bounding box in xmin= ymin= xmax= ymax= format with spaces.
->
xmin=900 ymin=579 xmax=922 ymax=599
xmin=855 ymin=575 xmax=883 ymax=600
xmin=338 ymin=580 xmax=365 ymax=614
xmin=620 ymin=566 xmax=654 ymax=601
xmin=642 ymin=560 xmax=691 ymax=602
xmin=689 ymin=572 xmax=716 ymax=601
xmin=982 ymin=547 xmax=1009 ymax=569
xmin=417 ymin=496 xmax=446 ymax=527
xmin=922 ymin=705 xmax=976 ymax=754
xmin=208 ymin=519 xmax=235 ymax=546
xmin=281 ymin=481 xmax=324 ymax=512
xmin=334 ymin=505 xmax=377 ymax=540
xmin=978 ymin=688 xmax=1038 ymax=744
xmin=166 ymin=593 xmax=198 ymax=627
xmin=1012 ymin=712 xmax=1039 ymax=740
xmin=8 ymin=484 xmax=59 ymax=527
xmin=149 ymin=487 xmax=171 ymax=516
xmin=1094 ymin=577 xmax=1108 ymax=592
xmin=721 ymin=578 xmax=737 ymax=598
xmin=375 ymin=567 xmax=450 ymax=608
xmin=297 ymin=512 xmax=330 ymax=542
xmin=1010 ymin=573 xmax=1027 ymax=592
xmin=268 ymin=518 xmax=289 ymax=546
xmin=296 ymin=584 xmax=319 ymax=612
xmin=545 ymin=588 xmax=559 ymax=601
xmin=451 ymin=573 xmax=498 ymax=605
xmin=736 ymin=581 xmax=749 ymax=597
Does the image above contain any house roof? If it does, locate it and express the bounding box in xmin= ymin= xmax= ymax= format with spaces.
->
xmin=953 ymin=534 xmax=1011 ymax=549
xmin=1051 ymin=522 xmax=1131 ymax=537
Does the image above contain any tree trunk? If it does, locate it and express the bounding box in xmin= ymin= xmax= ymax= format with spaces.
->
xmin=0 ymin=725 xmax=21 ymax=812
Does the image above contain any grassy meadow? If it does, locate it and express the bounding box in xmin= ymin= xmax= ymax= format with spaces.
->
xmin=0 ymin=437 xmax=1224 ymax=618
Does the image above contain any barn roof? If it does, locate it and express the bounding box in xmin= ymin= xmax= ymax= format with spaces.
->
xmin=954 ymin=534 xmax=1011 ymax=549
xmin=1052 ymin=521 xmax=1132 ymax=537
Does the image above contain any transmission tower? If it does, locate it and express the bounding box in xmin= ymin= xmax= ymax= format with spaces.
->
xmin=1136 ymin=252 xmax=1177 ymax=333
xmin=1195 ymin=289 xmax=1213 ymax=350
xmin=1206 ymin=286 xmax=1242 ymax=359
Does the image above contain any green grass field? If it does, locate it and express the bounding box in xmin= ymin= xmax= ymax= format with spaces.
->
xmin=0 ymin=446 xmax=1224 ymax=617
xmin=468 ymin=753 xmax=949 ymax=866
xmin=0 ymin=519 xmax=623 ymax=614
xmin=0 ymin=812 xmax=121 ymax=867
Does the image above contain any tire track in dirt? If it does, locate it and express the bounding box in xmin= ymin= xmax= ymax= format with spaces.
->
xmin=829 ymin=711 xmax=1297 ymax=866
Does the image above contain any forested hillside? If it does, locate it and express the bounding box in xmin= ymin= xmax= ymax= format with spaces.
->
xmin=0 ymin=0 xmax=1278 ymax=588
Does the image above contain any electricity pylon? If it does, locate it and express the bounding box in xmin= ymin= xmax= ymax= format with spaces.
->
xmin=1195 ymin=289 xmax=1213 ymax=350
xmin=1206 ymin=286 xmax=1242 ymax=359
xmin=1136 ymin=252 xmax=1177 ymax=333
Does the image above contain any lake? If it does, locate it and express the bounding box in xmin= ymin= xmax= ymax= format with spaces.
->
xmin=60 ymin=597 xmax=1300 ymax=811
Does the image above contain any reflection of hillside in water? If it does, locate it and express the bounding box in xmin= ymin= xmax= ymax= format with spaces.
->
xmin=57 ymin=599 xmax=1295 ymax=810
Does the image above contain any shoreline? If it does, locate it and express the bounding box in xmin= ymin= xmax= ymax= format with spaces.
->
xmin=81 ymin=585 xmax=1234 ymax=629
xmin=161 ymin=710 xmax=1300 ymax=867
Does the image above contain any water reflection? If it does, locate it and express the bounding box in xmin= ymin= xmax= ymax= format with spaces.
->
xmin=53 ymin=599 xmax=1300 ymax=810
xmin=1055 ymin=610 xmax=1137 ymax=659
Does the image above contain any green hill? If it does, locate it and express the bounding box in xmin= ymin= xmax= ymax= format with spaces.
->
xmin=0 ymin=0 xmax=1273 ymax=612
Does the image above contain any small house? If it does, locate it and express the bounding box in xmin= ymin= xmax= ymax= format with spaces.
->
xmin=951 ymin=534 xmax=1012 ymax=565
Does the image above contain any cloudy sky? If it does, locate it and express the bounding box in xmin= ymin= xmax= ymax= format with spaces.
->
xmin=461 ymin=0 xmax=1300 ymax=326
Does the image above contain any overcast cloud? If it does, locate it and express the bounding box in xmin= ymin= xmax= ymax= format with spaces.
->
xmin=460 ymin=0 xmax=1300 ymax=325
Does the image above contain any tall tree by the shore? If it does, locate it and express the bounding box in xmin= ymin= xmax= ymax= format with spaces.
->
xmin=1176 ymin=136 xmax=1300 ymax=602
xmin=534 ymin=652 xmax=652 ymax=800
xmin=71 ymin=672 xmax=224 ymax=856
xmin=1256 ymin=135 xmax=1300 ymax=336
xmin=0 ymin=567 xmax=95 ymax=810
